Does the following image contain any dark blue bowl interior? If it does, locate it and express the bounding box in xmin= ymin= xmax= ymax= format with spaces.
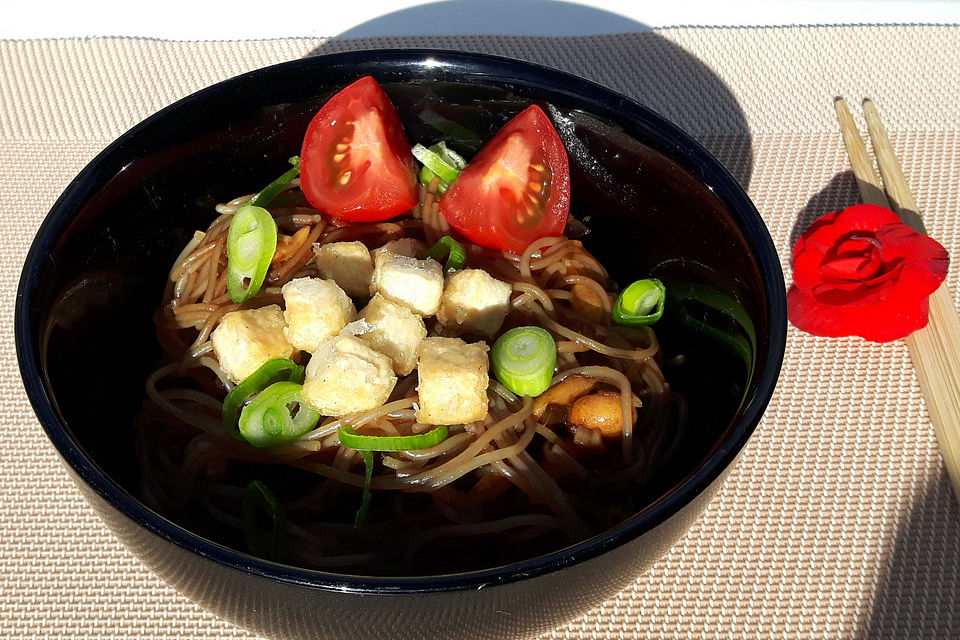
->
xmin=17 ymin=50 xmax=785 ymax=591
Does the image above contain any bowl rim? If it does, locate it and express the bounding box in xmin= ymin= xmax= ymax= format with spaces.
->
xmin=15 ymin=48 xmax=786 ymax=595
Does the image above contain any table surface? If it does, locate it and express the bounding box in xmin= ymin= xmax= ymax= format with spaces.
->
xmin=3 ymin=21 xmax=960 ymax=640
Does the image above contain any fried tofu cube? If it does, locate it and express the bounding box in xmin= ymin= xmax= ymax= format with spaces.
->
xmin=313 ymin=241 xmax=374 ymax=298
xmin=211 ymin=305 xmax=294 ymax=384
xmin=437 ymin=269 xmax=513 ymax=337
xmin=301 ymin=334 xmax=397 ymax=416
xmin=358 ymin=294 xmax=427 ymax=376
xmin=370 ymin=253 xmax=444 ymax=317
xmin=372 ymin=238 xmax=427 ymax=267
xmin=281 ymin=277 xmax=355 ymax=352
xmin=416 ymin=337 xmax=490 ymax=425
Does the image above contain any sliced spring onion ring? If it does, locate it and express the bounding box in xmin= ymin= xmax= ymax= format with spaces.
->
xmin=340 ymin=425 xmax=449 ymax=525
xmin=423 ymin=235 xmax=466 ymax=274
xmin=354 ymin=450 xmax=374 ymax=527
xmin=412 ymin=143 xmax=461 ymax=182
xmin=419 ymin=165 xmax=448 ymax=194
xmin=434 ymin=141 xmax=466 ymax=170
xmin=241 ymin=480 xmax=286 ymax=561
xmin=491 ymin=326 xmax=557 ymax=397
xmin=612 ymin=279 xmax=666 ymax=326
xmin=249 ymin=156 xmax=300 ymax=208
xmin=222 ymin=358 xmax=305 ymax=437
xmin=238 ymin=381 xmax=320 ymax=448
xmin=414 ymin=141 xmax=467 ymax=194
xmin=226 ymin=204 xmax=277 ymax=304
xmin=338 ymin=425 xmax=450 ymax=451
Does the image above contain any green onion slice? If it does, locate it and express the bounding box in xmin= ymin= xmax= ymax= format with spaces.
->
xmin=491 ymin=326 xmax=557 ymax=397
xmin=433 ymin=141 xmax=466 ymax=171
xmin=249 ymin=156 xmax=300 ymax=208
xmin=339 ymin=426 xmax=451 ymax=526
xmin=238 ymin=381 xmax=320 ymax=448
xmin=414 ymin=141 xmax=467 ymax=194
xmin=242 ymin=480 xmax=286 ymax=561
xmin=612 ymin=279 xmax=666 ymax=326
xmin=419 ymin=166 xmax=451 ymax=194
xmin=222 ymin=358 xmax=305 ymax=437
xmin=226 ymin=205 xmax=278 ymax=304
xmin=412 ymin=143 xmax=461 ymax=182
xmin=354 ymin=450 xmax=374 ymax=527
xmin=423 ymin=235 xmax=466 ymax=274
xmin=337 ymin=425 xmax=449 ymax=451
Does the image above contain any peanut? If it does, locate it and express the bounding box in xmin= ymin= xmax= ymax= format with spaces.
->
xmin=568 ymin=391 xmax=637 ymax=441
xmin=532 ymin=374 xmax=597 ymax=420
xmin=569 ymin=283 xmax=608 ymax=324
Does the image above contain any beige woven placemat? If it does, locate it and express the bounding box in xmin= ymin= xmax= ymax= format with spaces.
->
xmin=3 ymin=26 xmax=960 ymax=639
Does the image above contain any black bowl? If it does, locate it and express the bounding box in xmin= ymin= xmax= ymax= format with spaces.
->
xmin=16 ymin=50 xmax=785 ymax=639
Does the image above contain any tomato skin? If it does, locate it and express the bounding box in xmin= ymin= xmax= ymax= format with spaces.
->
xmin=300 ymin=76 xmax=418 ymax=222
xmin=439 ymin=105 xmax=570 ymax=254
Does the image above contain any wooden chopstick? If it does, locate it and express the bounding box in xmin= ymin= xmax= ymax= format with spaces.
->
xmin=835 ymin=97 xmax=960 ymax=501
xmin=834 ymin=99 xmax=889 ymax=208
xmin=862 ymin=100 xmax=927 ymax=235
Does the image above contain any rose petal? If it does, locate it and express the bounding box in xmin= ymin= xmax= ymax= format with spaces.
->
xmin=819 ymin=236 xmax=883 ymax=281
xmin=810 ymin=263 xmax=901 ymax=305
xmin=794 ymin=210 xmax=842 ymax=262
xmin=787 ymin=285 xmax=852 ymax=337
xmin=809 ymin=224 xmax=948 ymax=309
xmin=828 ymin=204 xmax=902 ymax=235
xmin=837 ymin=297 xmax=930 ymax=342
xmin=872 ymin=223 xmax=950 ymax=300
xmin=789 ymin=284 xmax=931 ymax=342
xmin=792 ymin=205 xmax=899 ymax=290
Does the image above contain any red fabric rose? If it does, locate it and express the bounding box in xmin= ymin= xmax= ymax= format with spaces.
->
xmin=788 ymin=204 xmax=949 ymax=342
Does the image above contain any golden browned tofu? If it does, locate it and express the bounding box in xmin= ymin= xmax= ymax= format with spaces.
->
xmin=437 ymin=269 xmax=512 ymax=337
xmin=313 ymin=241 xmax=374 ymax=298
xmin=358 ymin=294 xmax=427 ymax=376
xmin=301 ymin=334 xmax=397 ymax=417
xmin=416 ymin=337 xmax=489 ymax=425
xmin=210 ymin=305 xmax=294 ymax=383
xmin=372 ymin=238 xmax=426 ymax=267
xmin=370 ymin=252 xmax=444 ymax=317
xmin=281 ymin=277 xmax=356 ymax=352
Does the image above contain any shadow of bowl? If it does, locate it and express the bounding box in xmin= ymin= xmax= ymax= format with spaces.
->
xmin=333 ymin=0 xmax=653 ymax=37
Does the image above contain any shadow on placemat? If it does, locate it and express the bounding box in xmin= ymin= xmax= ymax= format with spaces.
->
xmin=306 ymin=27 xmax=754 ymax=191
xmin=790 ymin=170 xmax=861 ymax=249
xmin=863 ymin=472 xmax=960 ymax=638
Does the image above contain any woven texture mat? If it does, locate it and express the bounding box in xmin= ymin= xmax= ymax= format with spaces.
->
xmin=3 ymin=26 xmax=960 ymax=639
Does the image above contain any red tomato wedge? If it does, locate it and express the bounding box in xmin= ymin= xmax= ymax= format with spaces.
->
xmin=439 ymin=104 xmax=570 ymax=254
xmin=300 ymin=76 xmax=418 ymax=221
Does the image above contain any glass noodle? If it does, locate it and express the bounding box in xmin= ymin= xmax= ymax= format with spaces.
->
xmin=140 ymin=177 xmax=685 ymax=575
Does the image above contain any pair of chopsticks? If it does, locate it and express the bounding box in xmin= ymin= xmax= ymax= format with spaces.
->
xmin=835 ymin=98 xmax=960 ymax=501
